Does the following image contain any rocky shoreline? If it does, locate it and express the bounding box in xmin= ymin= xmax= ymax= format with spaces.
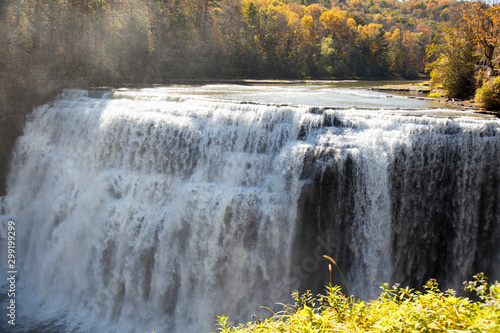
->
xmin=370 ymin=84 xmax=431 ymax=94
xmin=370 ymin=84 xmax=485 ymax=111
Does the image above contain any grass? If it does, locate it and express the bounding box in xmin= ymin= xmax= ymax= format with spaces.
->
xmin=214 ymin=272 xmax=500 ymax=332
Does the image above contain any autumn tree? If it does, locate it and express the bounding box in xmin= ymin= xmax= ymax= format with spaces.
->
xmin=319 ymin=7 xmax=356 ymax=76
xmin=387 ymin=28 xmax=406 ymax=76
xmin=356 ymin=23 xmax=389 ymax=77
xmin=462 ymin=1 xmax=500 ymax=64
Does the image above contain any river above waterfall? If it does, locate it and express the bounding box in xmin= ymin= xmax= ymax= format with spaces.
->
xmin=1 ymin=82 xmax=499 ymax=333
xmin=110 ymin=80 xmax=461 ymax=111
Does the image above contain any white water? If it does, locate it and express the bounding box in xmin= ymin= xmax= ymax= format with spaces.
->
xmin=1 ymin=84 xmax=500 ymax=332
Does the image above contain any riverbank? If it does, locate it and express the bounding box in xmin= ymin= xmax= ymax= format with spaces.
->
xmin=370 ymin=83 xmax=492 ymax=112
xmin=370 ymin=83 xmax=431 ymax=94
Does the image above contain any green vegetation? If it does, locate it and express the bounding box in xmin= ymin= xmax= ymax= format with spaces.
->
xmin=215 ymin=273 xmax=500 ymax=332
xmin=476 ymin=77 xmax=500 ymax=111
xmin=428 ymin=92 xmax=443 ymax=98
xmin=426 ymin=1 xmax=500 ymax=106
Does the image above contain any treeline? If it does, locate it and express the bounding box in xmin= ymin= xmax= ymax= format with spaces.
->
xmin=1 ymin=0 xmax=499 ymax=115
xmin=0 ymin=0 xmax=470 ymax=90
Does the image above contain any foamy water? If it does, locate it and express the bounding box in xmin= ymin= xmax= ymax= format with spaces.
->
xmin=1 ymin=84 xmax=499 ymax=332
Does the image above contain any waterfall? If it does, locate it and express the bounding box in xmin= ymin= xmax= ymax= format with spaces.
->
xmin=1 ymin=87 xmax=499 ymax=332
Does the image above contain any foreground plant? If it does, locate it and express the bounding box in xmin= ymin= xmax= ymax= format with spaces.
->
xmin=215 ymin=273 xmax=500 ymax=332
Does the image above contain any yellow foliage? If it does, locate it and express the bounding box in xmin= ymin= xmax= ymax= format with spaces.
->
xmin=301 ymin=15 xmax=317 ymax=43
xmin=391 ymin=28 xmax=401 ymax=42
xmin=427 ymin=54 xmax=448 ymax=89
xmin=462 ymin=2 xmax=500 ymax=62
xmin=366 ymin=23 xmax=384 ymax=37
xmin=305 ymin=4 xmax=323 ymax=20
xmin=288 ymin=3 xmax=306 ymax=18
xmin=274 ymin=3 xmax=299 ymax=28
xmin=347 ymin=18 xmax=356 ymax=31
xmin=320 ymin=8 xmax=346 ymax=35
xmin=216 ymin=276 xmax=500 ymax=333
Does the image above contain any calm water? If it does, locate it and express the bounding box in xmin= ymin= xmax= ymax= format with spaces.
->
xmin=113 ymin=80 xmax=460 ymax=111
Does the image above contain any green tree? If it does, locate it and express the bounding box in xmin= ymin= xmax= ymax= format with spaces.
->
xmin=428 ymin=23 xmax=478 ymax=99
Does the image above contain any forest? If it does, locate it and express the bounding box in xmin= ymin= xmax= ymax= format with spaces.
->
xmin=1 ymin=0 xmax=498 ymax=88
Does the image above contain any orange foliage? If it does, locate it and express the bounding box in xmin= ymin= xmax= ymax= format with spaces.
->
xmin=462 ymin=2 xmax=500 ymax=62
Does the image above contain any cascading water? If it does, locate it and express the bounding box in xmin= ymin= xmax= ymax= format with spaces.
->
xmin=1 ymin=85 xmax=499 ymax=332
